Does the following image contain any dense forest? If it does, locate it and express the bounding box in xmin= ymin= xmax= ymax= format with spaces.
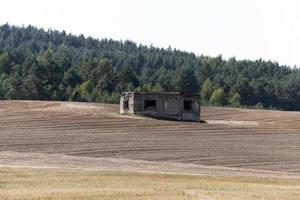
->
xmin=0 ymin=24 xmax=300 ymax=110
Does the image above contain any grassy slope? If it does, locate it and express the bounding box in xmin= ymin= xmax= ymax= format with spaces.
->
xmin=1 ymin=167 xmax=300 ymax=200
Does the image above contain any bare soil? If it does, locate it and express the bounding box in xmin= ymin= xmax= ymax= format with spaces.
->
xmin=1 ymin=100 xmax=300 ymax=176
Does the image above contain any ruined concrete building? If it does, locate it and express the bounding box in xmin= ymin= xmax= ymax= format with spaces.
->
xmin=120 ymin=92 xmax=200 ymax=122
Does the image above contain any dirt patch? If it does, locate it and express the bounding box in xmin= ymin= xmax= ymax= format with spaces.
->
xmin=206 ymin=120 xmax=258 ymax=126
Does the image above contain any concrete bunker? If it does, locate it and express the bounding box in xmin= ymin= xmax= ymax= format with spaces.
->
xmin=120 ymin=92 xmax=200 ymax=122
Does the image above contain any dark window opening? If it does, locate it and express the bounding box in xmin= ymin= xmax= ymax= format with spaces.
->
xmin=144 ymin=100 xmax=156 ymax=110
xmin=123 ymin=100 xmax=129 ymax=110
xmin=184 ymin=100 xmax=192 ymax=111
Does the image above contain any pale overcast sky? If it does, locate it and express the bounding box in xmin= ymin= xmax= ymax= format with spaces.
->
xmin=1 ymin=0 xmax=300 ymax=67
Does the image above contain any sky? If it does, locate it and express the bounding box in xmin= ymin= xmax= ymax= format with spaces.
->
xmin=1 ymin=0 xmax=300 ymax=67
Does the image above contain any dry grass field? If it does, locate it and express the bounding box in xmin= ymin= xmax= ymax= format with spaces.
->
xmin=1 ymin=167 xmax=300 ymax=200
xmin=1 ymin=100 xmax=300 ymax=199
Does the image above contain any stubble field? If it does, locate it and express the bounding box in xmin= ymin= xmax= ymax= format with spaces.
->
xmin=1 ymin=100 xmax=300 ymax=199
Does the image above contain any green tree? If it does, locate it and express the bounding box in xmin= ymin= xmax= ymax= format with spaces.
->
xmin=0 ymin=52 xmax=12 ymax=74
xmin=118 ymin=64 xmax=138 ymax=91
xmin=200 ymin=78 xmax=213 ymax=102
xmin=229 ymin=92 xmax=241 ymax=106
xmin=71 ymin=80 xmax=93 ymax=102
xmin=59 ymin=67 xmax=81 ymax=100
xmin=91 ymin=59 xmax=116 ymax=92
xmin=0 ymin=24 xmax=300 ymax=109
xmin=210 ymin=88 xmax=225 ymax=106
xmin=174 ymin=66 xmax=199 ymax=93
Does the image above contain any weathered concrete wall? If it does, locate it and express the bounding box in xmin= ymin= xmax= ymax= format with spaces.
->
xmin=181 ymin=95 xmax=201 ymax=122
xmin=133 ymin=93 xmax=183 ymax=120
xmin=120 ymin=93 xmax=134 ymax=114
xmin=120 ymin=92 xmax=200 ymax=122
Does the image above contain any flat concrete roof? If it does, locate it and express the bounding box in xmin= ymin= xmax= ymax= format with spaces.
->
xmin=122 ymin=91 xmax=200 ymax=97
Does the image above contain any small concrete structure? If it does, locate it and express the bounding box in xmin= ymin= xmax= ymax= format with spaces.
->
xmin=120 ymin=92 xmax=200 ymax=122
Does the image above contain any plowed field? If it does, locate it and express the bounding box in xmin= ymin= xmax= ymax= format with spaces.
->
xmin=1 ymin=100 xmax=300 ymax=175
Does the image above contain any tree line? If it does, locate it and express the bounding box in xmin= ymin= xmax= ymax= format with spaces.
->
xmin=0 ymin=24 xmax=300 ymax=110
